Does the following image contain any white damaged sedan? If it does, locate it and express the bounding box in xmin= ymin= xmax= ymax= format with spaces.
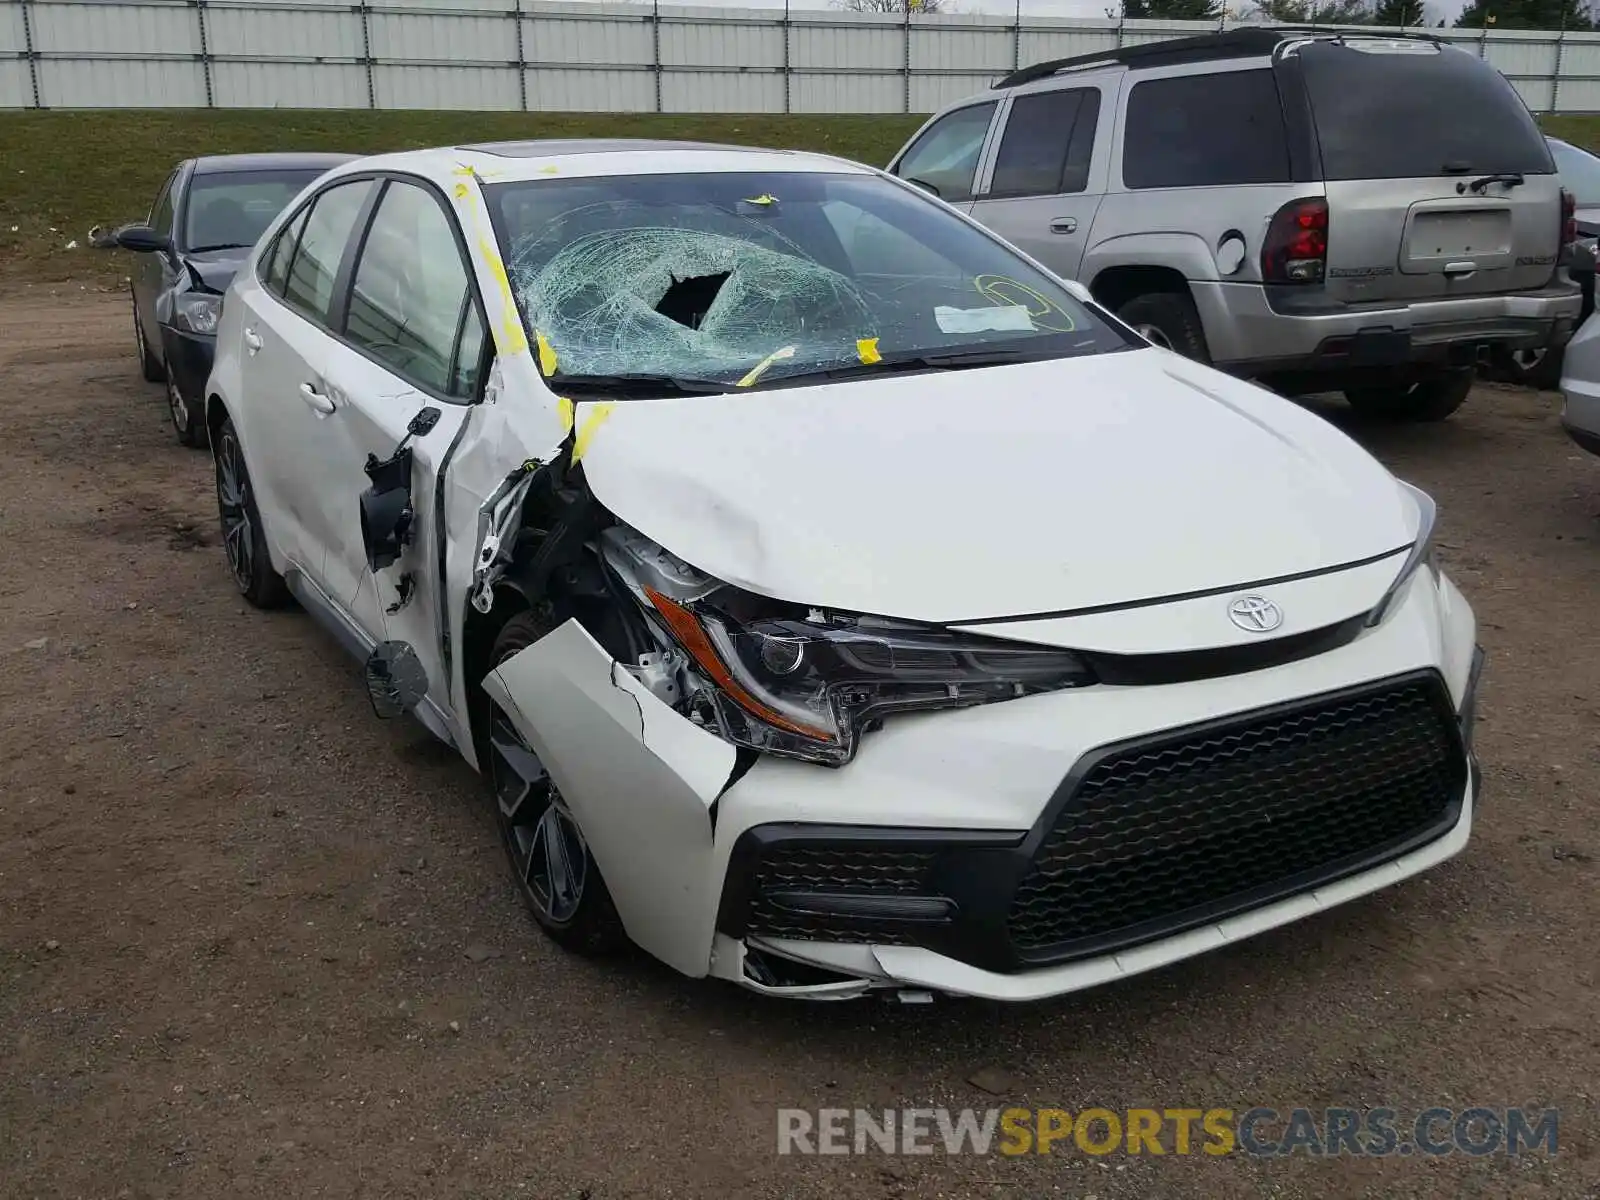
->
xmin=206 ymin=139 xmax=1484 ymax=1001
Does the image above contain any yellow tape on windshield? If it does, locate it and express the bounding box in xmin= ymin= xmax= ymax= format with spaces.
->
xmin=536 ymin=331 xmax=558 ymax=377
xmin=856 ymin=337 xmax=881 ymax=365
xmin=738 ymin=345 xmax=796 ymax=388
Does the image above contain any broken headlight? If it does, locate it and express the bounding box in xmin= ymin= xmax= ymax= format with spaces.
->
xmin=173 ymin=293 xmax=221 ymax=335
xmin=644 ymin=587 xmax=1096 ymax=766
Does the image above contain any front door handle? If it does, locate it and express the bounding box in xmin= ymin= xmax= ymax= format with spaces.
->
xmin=243 ymin=327 xmax=263 ymax=354
xmin=1050 ymin=217 xmax=1078 ymax=234
xmin=298 ymin=382 xmax=336 ymax=415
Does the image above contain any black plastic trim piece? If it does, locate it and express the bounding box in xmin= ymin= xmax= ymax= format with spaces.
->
xmin=1081 ymin=612 xmax=1368 ymax=687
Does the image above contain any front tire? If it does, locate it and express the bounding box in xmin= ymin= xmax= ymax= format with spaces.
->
xmin=134 ymin=299 xmax=164 ymax=383
xmin=167 ymin=369 xmax=205 ymax=448
xmin=1344 ymin=368 xmax=1473 ymax=422
xmin=1116 ymin=291 xmax=1211 ymax=363
xmin=486 ymin=609 xmax=625 ymax=956
xmin=213 ymin=416 xmax=289 ymax=609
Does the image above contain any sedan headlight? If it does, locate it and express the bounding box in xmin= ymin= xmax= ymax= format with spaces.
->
xmin=173 ymin=293 xmax=221 ymax=335
xmin=644 ymin=587 xmax=1096 ymax=766
xmin=1365 ymin=480 xmax=1438 ymax=627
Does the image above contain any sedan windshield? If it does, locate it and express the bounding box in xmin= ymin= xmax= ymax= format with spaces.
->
xmin=484 ymin=170 xmax=1134 ymax=391
xmin=183 ymin=169 xmax=328 ymax=252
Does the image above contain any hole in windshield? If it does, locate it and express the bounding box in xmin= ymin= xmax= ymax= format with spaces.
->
xmin=656 ymin=271 xmax=731 ymax=330
xmin=485 ymin=171 xmax=1136 ymax=390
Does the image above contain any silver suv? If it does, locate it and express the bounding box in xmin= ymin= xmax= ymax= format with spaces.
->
xmin=889 ymin=28 xmax=1583 ymax=422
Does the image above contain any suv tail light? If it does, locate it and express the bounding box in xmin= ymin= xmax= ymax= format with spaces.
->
xmin=1560 ymin=187 xmax=1578 ymax=259
xmin=1262 ymin=197 xmax=1328 ymax=285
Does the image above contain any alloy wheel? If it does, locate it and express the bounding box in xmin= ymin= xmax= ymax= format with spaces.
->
xmin=488 ymin=708 xmax=588 ymax=924
xmin=216 ymin=432 xmax=256 ymax=592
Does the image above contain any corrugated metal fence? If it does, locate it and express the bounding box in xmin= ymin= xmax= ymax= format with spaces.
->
xmin=6 ymin=0 xmax=1600 ymax=113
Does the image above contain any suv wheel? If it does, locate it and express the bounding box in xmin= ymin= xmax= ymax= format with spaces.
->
xmin=1344 ymin=368 xmax=1473 ymax=423
xmin=1116 ymin=292 xmax=1211 ymax=363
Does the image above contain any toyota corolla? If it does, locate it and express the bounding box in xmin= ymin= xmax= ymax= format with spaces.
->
xmin=204 ymin=139 xmax=1484 ymax=1001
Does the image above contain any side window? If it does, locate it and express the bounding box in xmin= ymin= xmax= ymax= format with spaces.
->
xmin=344 ymin=180 xmax=481 ymax=399
xmin=150 ymin=171 xmax=177 ymax=236
xmin=1122 ymin=70 xmax=1291 ymax=190
xmin=282 ymin=178 xmax=375 ymax=326
xmin=893 ymin=102 xmax=997 ymax=204
xmin=989 ymin=88 xmax=1102 ymax=199
xmin=261 ymin=206 xmax=310 ymax=297
xmin=452 ymin=302 xmax=487 ymax=398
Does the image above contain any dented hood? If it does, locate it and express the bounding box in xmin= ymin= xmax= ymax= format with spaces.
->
xmin=576 ymin=349 xmax=1418 ymax=625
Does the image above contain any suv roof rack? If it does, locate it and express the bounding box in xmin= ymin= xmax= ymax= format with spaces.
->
xmin=992 ymin=26 xmax=1445 ymax=90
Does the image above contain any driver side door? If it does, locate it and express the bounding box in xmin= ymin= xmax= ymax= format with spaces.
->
xmin=888 ymin=100 xmax=1000 ymax=213
xmin=312 ymin=176 xmax=488 ymax=720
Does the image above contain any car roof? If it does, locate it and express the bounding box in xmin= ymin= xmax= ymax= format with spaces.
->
xmin=319 ymin=139 xmax=876 ymax=185
xmin=992 ymin=26 xmax=1448 ymax=90
xmin=191 ymin=152 xmax=360 ymax=175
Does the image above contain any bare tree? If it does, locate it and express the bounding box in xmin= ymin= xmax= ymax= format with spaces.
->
xmin=834 ymin=0 xmax=950 ymax=12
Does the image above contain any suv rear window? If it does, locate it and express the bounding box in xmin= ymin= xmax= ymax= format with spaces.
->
xmin=1123 ymin=70 xmax=1291 ymax=190
xmin=1297 ymin=40 xmax=1554 ymax=181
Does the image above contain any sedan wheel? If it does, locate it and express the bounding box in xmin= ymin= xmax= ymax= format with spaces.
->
xmin=213 ymin=418 xmax=289 ymax=609
xmin=485 ymin=610 xmax=625 ymax=955
xmin=167 ymin=370 xmax=203 ymax=448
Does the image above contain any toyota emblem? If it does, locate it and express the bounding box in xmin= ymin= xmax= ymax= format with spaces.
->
xmin=1227 ymin=595 xmax=1283 ymax=633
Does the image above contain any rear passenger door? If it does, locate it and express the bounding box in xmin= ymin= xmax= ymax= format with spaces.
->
xmin=969 ymin=85 xmax=1107 ymax=282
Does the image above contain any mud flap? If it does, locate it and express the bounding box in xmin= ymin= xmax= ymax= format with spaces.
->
xmin=481 ymin=618 xmax=737 ymax=977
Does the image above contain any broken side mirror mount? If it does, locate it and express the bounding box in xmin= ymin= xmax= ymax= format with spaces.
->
xmin=364 ymin=640 xmax=429 ymax=719
xmin=357 ymin=406 xmax=442 ymax=573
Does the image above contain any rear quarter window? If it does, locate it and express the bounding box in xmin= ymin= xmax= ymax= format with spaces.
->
xmin=1296 ymin=40 xmax=1554 ymax=181
xmin=1122 ymin=70 xmax=1291 ymax=190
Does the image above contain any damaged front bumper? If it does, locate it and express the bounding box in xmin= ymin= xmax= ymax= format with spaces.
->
xmin=483 ymin=569 xmax=1483 ymax=1002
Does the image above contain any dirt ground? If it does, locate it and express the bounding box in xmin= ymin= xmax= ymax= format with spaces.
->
xmin=2 ymin=288 xmax=1597 ymax=1200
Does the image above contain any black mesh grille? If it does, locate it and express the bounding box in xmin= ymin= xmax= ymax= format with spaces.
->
xmin=1007 ymin=676 xmax=1464 ymax=957
xmin=745 ymin=846 xmax=939 ymax=945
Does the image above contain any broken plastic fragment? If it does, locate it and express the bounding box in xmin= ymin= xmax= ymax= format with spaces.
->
xmin=856 ymin=337 xmax=881 ymax=365
xmin=934 ymin=304 xmax=1035 ymax=334
xmin=536 ymin=331 xmax=558 ymax=376
xmin=737 ymin=345 xmax=796 ymax=388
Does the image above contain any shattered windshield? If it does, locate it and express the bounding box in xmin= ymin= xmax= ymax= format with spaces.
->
xmin=484 ymin=170 xmax=1133 ymax=391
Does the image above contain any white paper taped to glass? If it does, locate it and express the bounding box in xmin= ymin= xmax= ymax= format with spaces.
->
xmin=934 ymin=304 xmax=1035 ymax=334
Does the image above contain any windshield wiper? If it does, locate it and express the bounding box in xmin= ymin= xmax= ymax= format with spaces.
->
xmin=187 ymin=241 xmax=253 ymax=253
xmin=550 ymin=372 xmax=736 ymax=398
xmin=1467 ymin=173 xmax=1525 ymax=193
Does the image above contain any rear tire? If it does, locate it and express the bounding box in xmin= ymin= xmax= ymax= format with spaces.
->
xmin=213 ymin=416 xmax=290 ymax=609
xmin=134 ymin=299 xmax=164 ymax=383
xmin=1344 ymin=368 xmax=1473 ymax=422
xmin=1116 ymin=291 xmax=1211 ymax=363
xmin=485 ymin=609 xmax=626 ymax=957
xmin=1500 ymin=346 xmax=1564 ymax=392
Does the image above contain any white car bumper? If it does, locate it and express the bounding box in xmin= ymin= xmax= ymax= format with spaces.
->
xmin=485 ymin=566 xmax=1482 ymax=1002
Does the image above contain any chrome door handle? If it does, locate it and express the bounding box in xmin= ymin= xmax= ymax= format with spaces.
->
xmin=298 ymin=382 xmax=336 ymax=415
xmin=1049 ymin=217 xmax=1077 ymax=234
xmin=243 ymin=327 xmax=263 ymax=354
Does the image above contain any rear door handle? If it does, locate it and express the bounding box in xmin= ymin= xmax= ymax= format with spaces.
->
xmin=298 ymin=382 xmax=336 ymax=415
xmin=1050 ymin=218 xmax=1078 ymax=234
xmin=1443 ymin=260 xmax=1477 ymax=276
xmin=243 ymin=327 xmax=263 ymax=354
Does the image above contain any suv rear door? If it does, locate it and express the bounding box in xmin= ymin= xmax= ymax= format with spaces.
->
xmin=1286 ymin=37 xmax=1560 ymax=303
xmin=968 ymin=82 xmax=1109 ymax=281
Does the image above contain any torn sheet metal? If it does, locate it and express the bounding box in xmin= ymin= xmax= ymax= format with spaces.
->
xmin=482 ymin=618 xmax=736 ymax=977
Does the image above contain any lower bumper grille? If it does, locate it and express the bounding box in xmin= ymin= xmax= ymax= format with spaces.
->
xmin=1006 ymin=673 xmax=1466 ymax=959
xmin=720 ymin=671 xmax=1469 ymax=973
